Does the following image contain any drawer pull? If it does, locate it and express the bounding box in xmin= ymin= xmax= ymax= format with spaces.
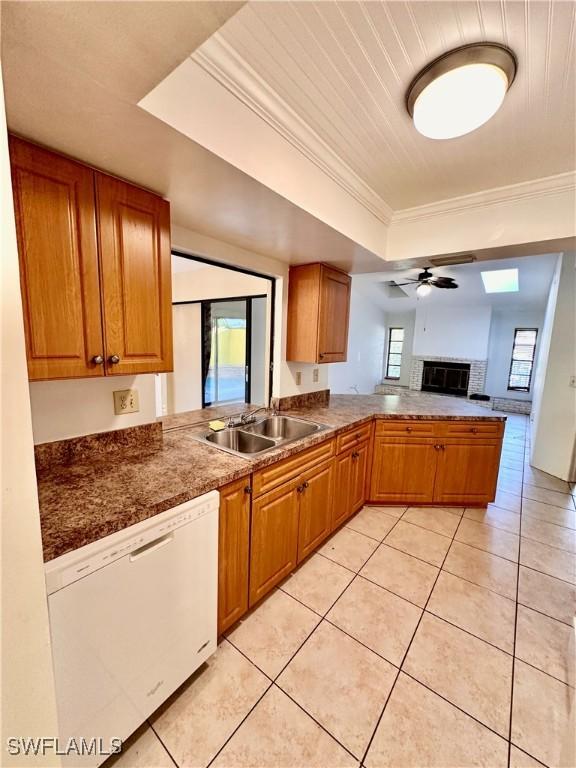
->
xmin=434 ymin=444 xmax=442 ymax=451
xmin=352 ymin=451 xmax=360 ymax=460
xmin=297 ymin=484 xmax=305 ymax=494
xmin=244 ymin=485 xmax=252 ymax=495
xmin=471 ymin=427 xmax=478 ymax=434
xmin=406 ymin=426 xmax=413 ymax=433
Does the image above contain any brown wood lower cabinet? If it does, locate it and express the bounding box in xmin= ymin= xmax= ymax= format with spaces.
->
xmin=218 ymin=421 xmax=503 ymax=633
xmin=370 ymin=438 xmax=438 ymax=504
xmin=297 ymin=458 xmax=334 ymax=561
xmin=333 ymin=440 xmax=370 ymax=529
xmin=434 ymin=439 xmax=502 ymax=504
xmin=369 ymin=430 xmax=503 ymax=506
xmin=249 ymin=476 xmax=301 ymax=607
xmin=217 ymin=477 xmax=251 ymax=635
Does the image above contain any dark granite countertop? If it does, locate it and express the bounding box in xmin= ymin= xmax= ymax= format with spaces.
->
xmin=37 ymin=393 xmax=505 ymax=562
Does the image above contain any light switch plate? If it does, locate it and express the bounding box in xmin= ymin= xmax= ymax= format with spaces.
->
xmin=295 ymin=371 xmax=302 ymax=386
xmin=312 ymin=368 xmax=319 ymax=383
xmin=113 ymin=389 xmax=139 ymax=415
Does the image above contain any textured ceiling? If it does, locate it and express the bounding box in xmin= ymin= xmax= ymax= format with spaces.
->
xmin=211 ymin=0 xmax=576 ymax=209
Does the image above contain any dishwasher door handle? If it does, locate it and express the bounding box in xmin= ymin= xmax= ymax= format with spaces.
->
xmin=130 ymin=532 xmax=174 ymax=561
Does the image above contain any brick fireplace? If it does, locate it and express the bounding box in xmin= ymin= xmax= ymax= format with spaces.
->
xmin=409 ymin=356 xmax=487 ymax=397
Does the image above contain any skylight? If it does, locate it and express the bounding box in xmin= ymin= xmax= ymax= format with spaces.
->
xmin=481 ymin=268 xmax=519 ymax=294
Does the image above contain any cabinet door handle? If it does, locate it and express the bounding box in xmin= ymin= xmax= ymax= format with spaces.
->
xmin=244 ymin=485 xmax=252 ymax=495
xmin=319 ymin=353 xmax=325 ymax=360
xmin=471 ymin=427 xmax=478 ymax=434
xmin=297 ymin=484 xmax=305 ymax=493
xmin=91 ymin=355 xmax=104 ymax=365
xmin=406 ymin=426 xmax=413 ymax=433
xmin=440 ymin=444 xmax=446 ymax=450
xmin=108 ymin=354 xmax=120 ymax=365
xmin=303 ymin=481 xmax=309 ymax=489
xmin=352 ymin=451 xmax=359 ymax=459
xmin=434 ymin=444 xmax=442 ymax=451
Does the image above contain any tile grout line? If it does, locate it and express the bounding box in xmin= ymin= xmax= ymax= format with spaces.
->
xmin=359 ymin=496 xmax=464 ymax=766
xmin=213 ymin=510 xmax=413 ymax=768
xmin=507 ymin=416 xmax=528 ymax=768
xmin=147 ymin=720 xmax=180 ymax=768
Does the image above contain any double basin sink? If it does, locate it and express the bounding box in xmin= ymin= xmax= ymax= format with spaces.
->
xmin=196 ymin=415 xmax=327 ymax=458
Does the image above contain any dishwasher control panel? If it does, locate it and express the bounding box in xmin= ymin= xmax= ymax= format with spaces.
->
xmin=45 ymin=491 xmax=219 ymax=595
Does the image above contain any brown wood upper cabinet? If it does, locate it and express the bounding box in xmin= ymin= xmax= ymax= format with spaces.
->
xmin=287 ymin=263 xmax=351 ymax=363
xmin=9 ymin=136 xmax=173 ymax=380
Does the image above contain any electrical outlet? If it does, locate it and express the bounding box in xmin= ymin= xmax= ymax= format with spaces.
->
xmin=113 ymin=389 xmax=139 ymax=415
xmin=570 ymin=375 xmax=576 ymax=388
xmin=295 ymin=371 xmax=302 ymax=386
xmin=312 ymin=368 xmax=319 ymax=383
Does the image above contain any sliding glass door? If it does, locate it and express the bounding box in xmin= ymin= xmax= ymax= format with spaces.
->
xmin=202 ymin=300 xmax=250 ymax=406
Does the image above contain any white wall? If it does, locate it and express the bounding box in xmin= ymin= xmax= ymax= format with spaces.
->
xmin=485 ymin=308 xmax=546 ymax=400
xmin=413 ymin=305 xmax=492 ymax=361
xmin=29 ymin=375 xmax=158 ymax=444
xmin=250 ymin=296 xmax=267 ymax=405
xmin=166 ymin=304 xmax=202 ymax=414
xmin=531 ymin=253 xmax=576 ymax=481
xmin=172 ymin=260 xmax=270 ymax=302
xmin=388 ymin=175 xmax=576 ymax=262
xmin=329 ymin=288 xmax=385 ymax=395
xmin=382 ymin=311 xmax=416 ymax=387
xmin=1 ymin=65 xmax=61 ymax=764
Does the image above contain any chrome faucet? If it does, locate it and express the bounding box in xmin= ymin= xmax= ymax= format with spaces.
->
xmin=227 ymin=405 xmax=276 ymax=429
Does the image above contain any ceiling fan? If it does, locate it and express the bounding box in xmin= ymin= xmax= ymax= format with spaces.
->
xmin=394 ymin=268 xmax=459 ymax=297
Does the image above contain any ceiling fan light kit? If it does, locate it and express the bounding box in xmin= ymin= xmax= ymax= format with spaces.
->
xmin=406 ymin=43 xmax=517 ymax=139
xmin=394 ymin=268 xmax=459 ymax=296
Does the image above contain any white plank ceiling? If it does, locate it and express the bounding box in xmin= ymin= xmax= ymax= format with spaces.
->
xmin=211 ymin=0 xmax=576 ymax=209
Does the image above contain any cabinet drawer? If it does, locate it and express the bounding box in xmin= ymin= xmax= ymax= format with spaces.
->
xmin=253 ymin=438 xmax=335 ymax=496
xmin=336 ymin=422 xmax=372 ymax=453
xmin=438 ymin=421 xmax=504 ymax=438
xmin=375 ymin=420 xmax=437 ymax=437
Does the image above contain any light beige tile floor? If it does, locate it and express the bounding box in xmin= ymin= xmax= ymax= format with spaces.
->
xmin=107 ymin=415 xmax=576 ymax=768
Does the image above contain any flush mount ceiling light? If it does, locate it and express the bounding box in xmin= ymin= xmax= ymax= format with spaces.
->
xmin=406 ymin=43 xmax=517 ymax=139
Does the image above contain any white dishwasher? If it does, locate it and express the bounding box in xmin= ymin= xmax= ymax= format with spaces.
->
xmin=45 ymin=490 xmax=219 ymax=766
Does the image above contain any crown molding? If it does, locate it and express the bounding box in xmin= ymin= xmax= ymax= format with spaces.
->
xmin=392 ymin=171 xmax=576 ymax=225
xmin=193 ymin=35 xmax=394 ymax=226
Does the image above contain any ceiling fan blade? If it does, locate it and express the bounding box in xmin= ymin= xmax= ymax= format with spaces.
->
xmin=434 ymin=281 xmax=459 ymax=289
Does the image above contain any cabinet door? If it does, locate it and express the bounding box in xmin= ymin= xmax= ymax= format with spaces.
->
xmin=249 ymin=479 xmax=299 ymax=606
xmin=96 ymin=174 xmax=173 ymax=375
xmin=434 ymin=440 xmax=502 ymax=505
xmin=298 ymin=459 xmax=335 ymax=562
xmin=332 ymin=450 xmax=353 ymax=530
xmin=317 ymin=265 xmax=351 ymax=363
xmin=369 ymin=438 xmax=438 ymax=504
xmin=218 ymin=478 xmax=251 ymax=635
xmin=9 ymin=137 xmax=104 ymax=380
xmin=350 ymin=440 xmax=369 ymax=513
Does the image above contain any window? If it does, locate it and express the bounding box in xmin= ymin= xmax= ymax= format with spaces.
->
xmin=386 ymin=327 xmax=404 ymax=379
xmin=508 ymin=328 xmax=538 ymax=391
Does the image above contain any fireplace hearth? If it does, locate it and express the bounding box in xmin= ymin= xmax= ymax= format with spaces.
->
xmin=422 ymin=360 xmax=471 ymax=397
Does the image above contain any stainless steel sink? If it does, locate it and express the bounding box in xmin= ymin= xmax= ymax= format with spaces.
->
xmin=246 ymin=416 xmax=320 ymax=440
xmin=205 ymin=429 xmax=276 ymax=454
xmin=193 ymin=415 xmax=327 ymax=458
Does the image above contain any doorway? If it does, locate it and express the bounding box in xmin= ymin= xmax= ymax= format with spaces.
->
xmin=159 ymin=253 xmax=275 ymax=418
xmin=202 ymin=298 xmax=258 ymax=407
